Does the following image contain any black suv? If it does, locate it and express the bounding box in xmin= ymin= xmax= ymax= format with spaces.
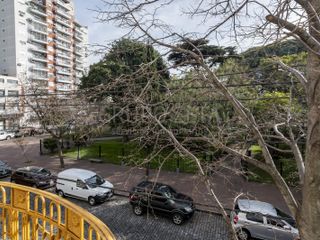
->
xmin=129 ymin=181 xmax=195 ymax=225
xmin=10 ymin=166 xmax=56 ymax=189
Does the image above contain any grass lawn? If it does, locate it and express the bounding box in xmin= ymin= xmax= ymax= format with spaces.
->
xmin=64 ymin=140 xmax=198 ymax=173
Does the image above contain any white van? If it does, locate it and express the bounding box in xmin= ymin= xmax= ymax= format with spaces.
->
xmin=56 ymin=168 xmax=114 ymax=205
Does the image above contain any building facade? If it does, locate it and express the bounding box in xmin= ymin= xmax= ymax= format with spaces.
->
xmin=0 ymin=0 xmax=88 ymax=93
xmin=0 ymin=75 xmax=21 ymax=130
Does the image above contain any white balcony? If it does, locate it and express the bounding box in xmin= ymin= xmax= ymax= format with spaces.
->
xmin=56 ymin=69 xmax=72 ymax=76
xmin=30 ymin=56 xmax=48 ymax=63
xmin=56 ymin=8 xmax=71 ymax=19
xmin=55 ymin=17 xmax=71 ymax=28
xmin=56 ymin=27 xmax=72 ymax=36
xmin=56 ymin=60 xmax=72 ymax=68
xmin=56 ymin=85 xmax=72 ymax=91
xmin=56 ymin=34 xmax=70 ymax=43
xmin=56 ymin=77 xmax=72 ymax=84
xmin=74 ymin=51 xmax=83 ymax=57
xmin=56 ymin=52 xmax=71 ymax=60
xmin=55 ymin=0 xmax=70 ymax=11
xmin=28 ymin=26 xmax=47 ymax=35
xmin=56 ymin=43 xmax=72 ymax=52
xmin=29 ymin=66 xmax=48 ymax=71
xmin=29 ymin=74 xmax=48 ymax=81
xmin=28 ymin=46 xmax=47 ymax=54
xmin=74 ymin=66 xmax=84 ymax=71
xmin=29 ymin=36 xmax=47 ymax=45
xmin=29 ymin=6 xmax=47 ymax=17
xmin=74 ymin=34 xmax=83 ymax=41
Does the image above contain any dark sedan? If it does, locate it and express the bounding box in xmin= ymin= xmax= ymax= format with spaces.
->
xmin=129 ymin=181 xmax=195 ymax=225
xmin=10 ymin=166 xmax=56 ymax=189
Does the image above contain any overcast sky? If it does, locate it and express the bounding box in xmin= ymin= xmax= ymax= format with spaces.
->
xmin=73 ymin=0 xmax=264 ymax=65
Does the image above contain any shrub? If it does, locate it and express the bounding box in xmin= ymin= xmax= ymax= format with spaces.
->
xmin=43 ymin=138 xmax=58 ymax=153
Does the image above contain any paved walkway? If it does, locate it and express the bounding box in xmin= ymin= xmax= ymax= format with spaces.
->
xmin=0 ymin=136 xmax=300 ymax=213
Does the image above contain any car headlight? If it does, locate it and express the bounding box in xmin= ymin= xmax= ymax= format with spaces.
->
xmin=97 ymin=192 xmax=107 ymax=197
xmin=184 ymin=207 xmax=193 ymax=212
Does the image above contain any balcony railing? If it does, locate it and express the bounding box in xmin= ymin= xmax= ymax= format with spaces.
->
xmin=28 ymin=6 xmax=47 ymax=17
xmin=55 ymin=16 xmax=71 ymax=27
xmin=56 ymin=8 xmax=71 ymax=19
xmin=0 ymin=182 xmax=115 ymax=240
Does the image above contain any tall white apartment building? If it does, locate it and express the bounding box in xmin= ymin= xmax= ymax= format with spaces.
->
xmin=0 ymin=0 xmax=88 ymax=93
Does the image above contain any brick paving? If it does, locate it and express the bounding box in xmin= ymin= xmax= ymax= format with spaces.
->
xmin=64 ymin=195 xmax=230 ymax=240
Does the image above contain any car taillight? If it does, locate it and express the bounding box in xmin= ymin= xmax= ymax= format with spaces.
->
xmin=233 ymin=215 xmax=239 ymax=224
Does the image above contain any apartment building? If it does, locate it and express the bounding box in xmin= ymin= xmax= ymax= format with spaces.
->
xmin=0 ymin=0 xmax=88 ymax=93
xmin=0 ymin=75 xmax=21 ymax=130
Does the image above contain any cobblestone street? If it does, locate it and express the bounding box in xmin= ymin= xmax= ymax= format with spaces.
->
xmin=68 ymin=196 xmax=229 ymax=240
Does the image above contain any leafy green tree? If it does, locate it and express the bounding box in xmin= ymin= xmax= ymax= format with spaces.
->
xmin=168 ymin=38 xmax=238 ymax=67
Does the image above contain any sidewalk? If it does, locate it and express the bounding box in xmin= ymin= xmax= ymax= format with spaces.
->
xmin=0 ymin=136 xmax=300 ymax=214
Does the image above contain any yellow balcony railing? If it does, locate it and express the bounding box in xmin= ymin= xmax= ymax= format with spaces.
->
xmin=0 ymin=182 xmax=115 ymax=240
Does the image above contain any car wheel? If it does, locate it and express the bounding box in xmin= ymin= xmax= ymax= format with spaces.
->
xmin=57 ymin=190 xmax=65 ymax=198
xmin=238 ymin=229 xmax=250 ymax=240
xmin=6 ymin=136 xmax=11 ymax=140
xmin=88 ymin=197 xmax=96 ymax=206
xmin=133 ymin=205 xmax=143 ymax=216
xmin=172 ymin=213 xmax=184 ymax=225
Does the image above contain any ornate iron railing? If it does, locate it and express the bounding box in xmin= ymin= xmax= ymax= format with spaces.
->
xmin=0 ymin=182 xmax=115 ymax=240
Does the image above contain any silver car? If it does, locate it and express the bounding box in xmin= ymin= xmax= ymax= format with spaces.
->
xmin=231 ymin=199 xmax=299 ymax=240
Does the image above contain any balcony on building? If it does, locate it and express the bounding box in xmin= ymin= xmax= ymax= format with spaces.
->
xmin=28 ymin=25 xmax=47 ymax=35
xmin=74 ymin=33 xmax=83 ymax=41
xmin=29 ymin=54 xmax=48 ymax=63
xmin=28 ymin=4 xmax=47 ymax=18
xmin=56 ymin=33 xmax=70 ymax=43
xmin=28 ymin=0 xmax=46 ymax=7
xmin=56 ymin=84 xmax=72 ymax=91
xmin=28 ymin=45 xmax=47 ymax=54
xmin=56 ymin=75 xmax=72 ymax=84
xmin=55 ymin=0 xmax=71 ymax=11
xmin=75 ymin=71 xmax=83 ymax=78
xmin=56 ymin=68 xmax=72 ymax=76
xmin=29 ymin=65 xmax=48 ymax=72
xmin=28 ymin=35 xmax=48 ymax=45
xmin=56 ymin=51 xmax=72 ymax=60
xmin=27 ymin=16 xmax=47 ymax=26
xmin=55 ymin=42 xmax=72 ymax=52
xmin=55 ymin=7 xmax=71 ymax=20
xmin=56 ymin=26 xmax=72 ymax=36
xmin=56 ymin=59 xmax=72 ymax=68
xmin=55 ymin=16 xmax=71 ymax=28
xmin=29 ymin=73 xmax=48 ymax=81
xmin=0 ymin=182 xmax=115 ymax=240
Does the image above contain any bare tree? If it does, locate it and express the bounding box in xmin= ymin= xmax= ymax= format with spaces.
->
xmin=92 ymin=0 xmax=320 ymax=239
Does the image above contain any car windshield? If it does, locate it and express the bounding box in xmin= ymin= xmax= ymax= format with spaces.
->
xmin=158 ymin=185 xmax=177 ymax=199
xmin=85 ymin=175 xmax=105 ymax=188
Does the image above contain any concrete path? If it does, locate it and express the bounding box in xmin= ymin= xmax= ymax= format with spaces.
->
xmin=0 ymin=136 xmax=300 ymax=214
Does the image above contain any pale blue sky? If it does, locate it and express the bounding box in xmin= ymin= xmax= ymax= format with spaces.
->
xmin=73 ymin=0 xmax=265 ymax=65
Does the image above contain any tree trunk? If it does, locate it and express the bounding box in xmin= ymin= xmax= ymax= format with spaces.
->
xmin=57 ymin=139 xmax=65 ymax=168
xmin=299 ymin=50 xmax=320 ymax=240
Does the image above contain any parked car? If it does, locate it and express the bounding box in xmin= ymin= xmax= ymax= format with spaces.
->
xmin=232 ymin=199 xmax=299 ymax=240
xmin=234 ymin=199 xmax=296 ymax=227
xmin=14 ymin=127 xmax=36 ymax=137
xmin=55 ymin=168 xmax=114 ymax=206
xmin=0 ymin=131 xmax=15 ymax=140
xmin=129 ymin=181 xmax=195 ymax=225
xmin=10 ymin=166 xmax=56 ymax=189
xmin=0 ymin=160 xmax=12 ymax=178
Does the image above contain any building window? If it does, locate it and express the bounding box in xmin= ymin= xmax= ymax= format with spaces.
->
xmin=0 ymin=103 xmax=4 ymax=110
xmin=0 ymin=78 xmax=4 ymax=83
xmin=0 ymin=89 xmax=4 ymax=95
xmin=7 ymin=90 xmax=19 ymax=96
xmin=7 ymin=79 xmax=18 ymax=85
